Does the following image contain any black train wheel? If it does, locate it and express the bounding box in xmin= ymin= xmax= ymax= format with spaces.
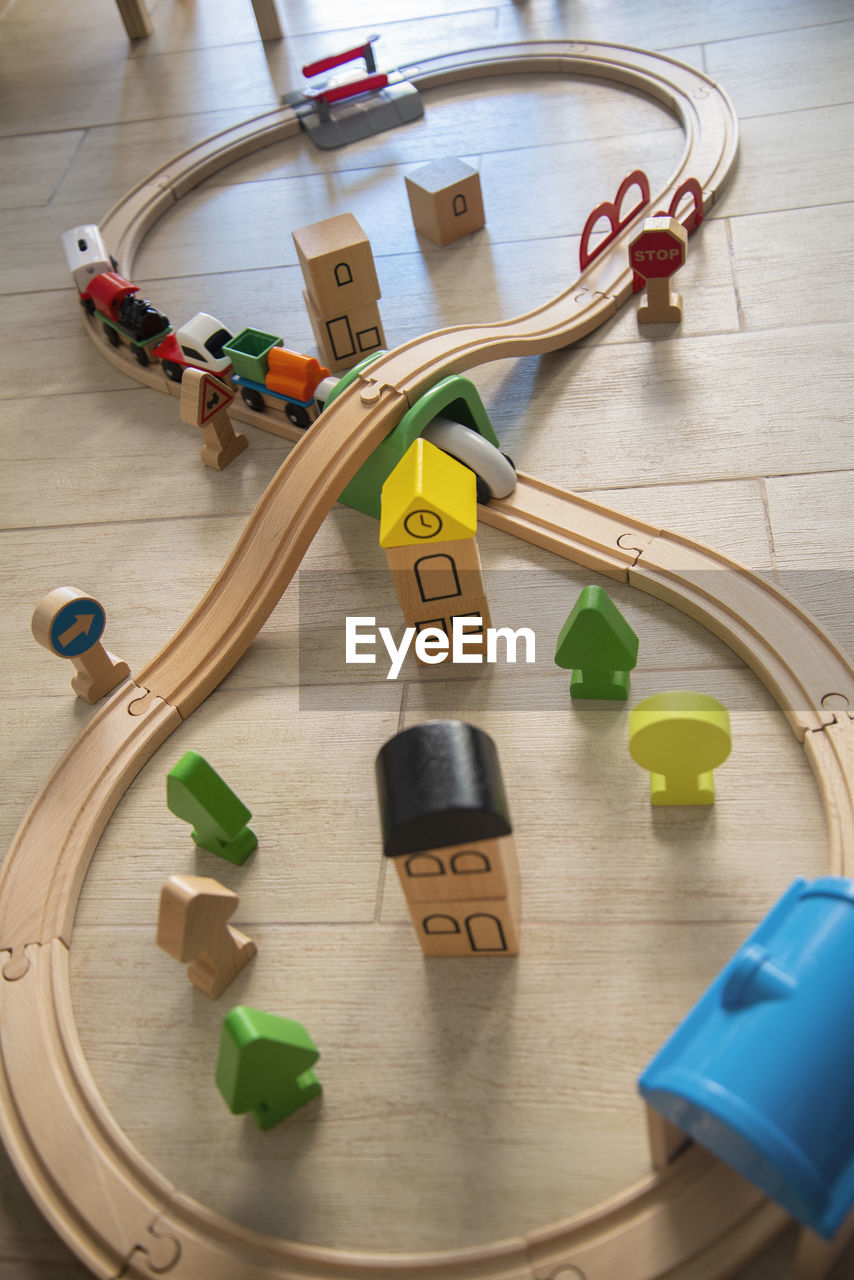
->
xmin=285 ymin=402 xmax=311 ymax=429
xmin=240 ymin=386 xmax=265 ymax=412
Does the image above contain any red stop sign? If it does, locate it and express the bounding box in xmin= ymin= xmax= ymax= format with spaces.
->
xmin=629 ymin=216 xmax=687 ymax=279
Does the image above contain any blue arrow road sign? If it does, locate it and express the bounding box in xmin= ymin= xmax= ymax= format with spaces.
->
xmin=49 ymin=597 xmax=106 ymax=656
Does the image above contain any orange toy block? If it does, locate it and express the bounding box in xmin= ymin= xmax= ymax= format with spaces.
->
xmin=265 ymin=347 xmax=329 ymax=401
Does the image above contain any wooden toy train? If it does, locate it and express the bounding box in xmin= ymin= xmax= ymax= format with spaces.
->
xmin=62 ymin=224 xmax=518 ymax=511
xmin=62 ymin=225 xmax=337 ymax=430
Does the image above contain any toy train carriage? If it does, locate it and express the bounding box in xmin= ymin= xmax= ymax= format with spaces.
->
xmin=80 ymin=270 xmax=170 ymax=365
xmin=61 ymin=224 xmax=116 ymax=292
xmin=62 ymin=225 xmax=236 ymax=383
xmin=153 ymin=314 xmax=234 ymax=383
xmin=60 ymin=230 xmax=517 ymax=503
xmin=223 ymin=328 xmax=335 ymax=429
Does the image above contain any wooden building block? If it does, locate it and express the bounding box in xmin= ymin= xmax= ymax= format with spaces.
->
xmin=405 ymin=867 xmax=520 ymax=957
xmin=377 ymin=721 xmax=520 ymax=955
xmin=383 ymin=537 xmax=492 ymax=646
xmin=394 ymin=834 xmax=517 ymax=904
xmin=156 ymin=874 xmax=257 ymax=999
xmin=292 ymin=210 xmax=386 ymax=371
xmin=380 ymin=443 xmax=488 ymax=657
xmin=302 ymin=289 xmax=384 ymax=371
xmin=292 ymin=213 xmax=381 ymax=314
xmin=405 ymin=158 xmax=485 ymax=246
xmin=377 ymin=721 xmax=514 ymax=858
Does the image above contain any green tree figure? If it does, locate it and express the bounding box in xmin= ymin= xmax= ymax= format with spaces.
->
xmin=166 ymin=750 xmax=257 ymax=865
xmin=216 ymin=1006 xmax=322 ymax=1131
xmin=554 ymin=586 xmax=639 ymax=699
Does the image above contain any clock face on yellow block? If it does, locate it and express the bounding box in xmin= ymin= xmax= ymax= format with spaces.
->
xmin=403 ymin=509 xmax=444 ymax=539
xmin=380 ymin=439 xmax=477 ymax=547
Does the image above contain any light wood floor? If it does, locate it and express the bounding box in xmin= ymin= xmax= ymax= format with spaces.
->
xmin=1 ymin=0 xmax=852 ymax=1277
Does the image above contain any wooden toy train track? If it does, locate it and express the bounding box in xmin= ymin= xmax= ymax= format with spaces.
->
xmin=1 ymin=38 xmax=852 ymax=1280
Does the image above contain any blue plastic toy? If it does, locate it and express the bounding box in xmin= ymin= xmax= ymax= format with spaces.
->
xmin=639 ymin=876 xmax=854 ymax=1239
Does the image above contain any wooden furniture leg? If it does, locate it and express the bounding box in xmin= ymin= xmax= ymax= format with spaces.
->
xmin=115 ymin=0 xmax=153 ymax=40
xmin=250 ymin=0 xmax=284 ymax=41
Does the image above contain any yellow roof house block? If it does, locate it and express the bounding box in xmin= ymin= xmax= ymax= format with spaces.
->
xmin=379 ymin=438 xmax=477 ymax=548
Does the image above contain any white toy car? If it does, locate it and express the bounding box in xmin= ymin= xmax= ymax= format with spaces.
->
xmin=154 ymin=312 xmax=235 ymax=382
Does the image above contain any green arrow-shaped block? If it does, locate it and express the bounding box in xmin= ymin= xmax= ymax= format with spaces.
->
xmin=216 ymin=1006 xmax=322 ymax=1130
xmin=555 ymin=586 xmax=639 ymax=700
xmin=167 ymin=750 xmax=257 ymax=864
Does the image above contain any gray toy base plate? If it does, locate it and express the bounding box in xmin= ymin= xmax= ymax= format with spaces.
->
xmin=299 ymin=81 xmax=424 ymax=150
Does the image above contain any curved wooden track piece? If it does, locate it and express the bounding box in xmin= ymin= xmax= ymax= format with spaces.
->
xmin=1 ymin=38 xmax=852 ymax=1280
